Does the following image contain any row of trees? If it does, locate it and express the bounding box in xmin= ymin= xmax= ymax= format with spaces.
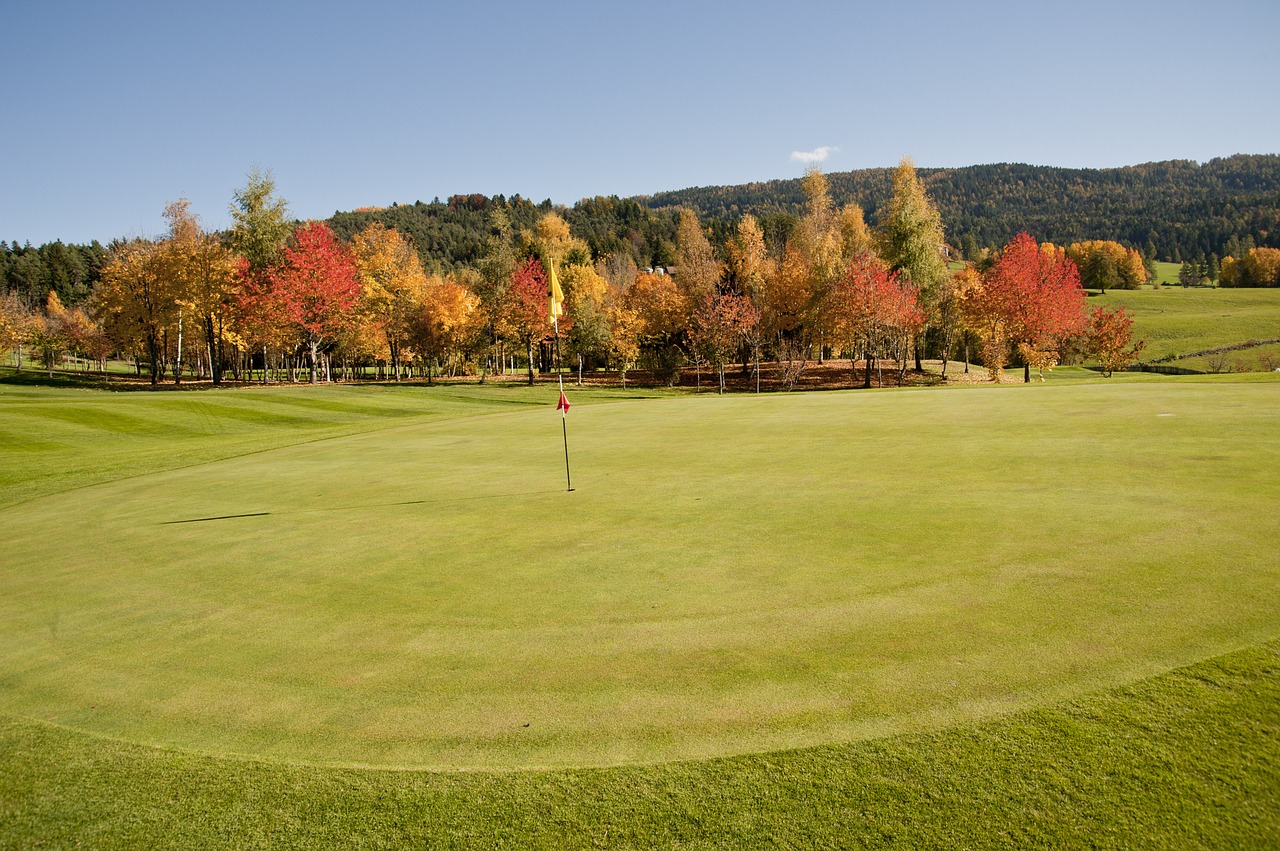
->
xmin=9 ymin=156 xmax=1280 ymax=311
xmin=1220 ymin=248 xmax=1280 ymax=287
xmin=2 ymin=163 xmax=1143 ymax=389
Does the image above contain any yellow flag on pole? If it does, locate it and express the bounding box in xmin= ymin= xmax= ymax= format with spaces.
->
xmin=548 ymin=258 xmax=564 ymax=324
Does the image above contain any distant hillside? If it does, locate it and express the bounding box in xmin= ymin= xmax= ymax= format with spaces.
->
xmin=642 ymin=154 xmax=1280 ymax=262
xmin=323 ymin=155 xmax=1280 ymax=272
xmin=8 ymin=157 xmax=1279 ymax=308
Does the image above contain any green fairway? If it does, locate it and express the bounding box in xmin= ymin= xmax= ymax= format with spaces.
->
xmin=2 ymin=380 xmax=1278 ymax=774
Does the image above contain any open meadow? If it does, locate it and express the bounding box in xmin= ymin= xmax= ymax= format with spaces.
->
xmin=1 ymin=372 xmax=1278 ymax=846
xmin=1094 ymin=280 xmax=1280 ymax=370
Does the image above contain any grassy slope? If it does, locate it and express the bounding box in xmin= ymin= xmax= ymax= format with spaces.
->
xmin=1092 ymin=287 xmax=1280 ymax=362
xmin=1151 ymin=260 xmax=1182 ymax=287
xmin=2 ymin=379 xmax=1279 ymax=846
xmin=0 ymin=375 xmax=672 ymax=509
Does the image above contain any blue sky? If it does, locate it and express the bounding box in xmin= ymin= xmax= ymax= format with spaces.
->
xmin=3 ymin=0 xmax=1278 ymax=245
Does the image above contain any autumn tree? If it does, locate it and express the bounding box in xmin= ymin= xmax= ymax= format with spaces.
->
xmin=94 ymin=238 xmax=174 ymax=384
xmin=962 ymin=233 xmax=1088 ymax=382
xmin=0 ymin=293 xmax=33 ymax=369
xmin=946 ymin=265 xmax=983 ymax=374
xmin=270 ymin=222 xmax=361 ymax=383
xmin=625 ymin=270 xmax=690 ymax=384
xmin=229 ymin=169 xmax=291 ymax=272
xmin=838 ymin=203 xmax=875 ymax=259
xmin=692 ymin=293 xmax=759 ymax=393
xmin=560 ymin=262 xmax=611 ymax=383
xmin=351 ymin=223 xmax=430 ymax=379
xmin=793 ymin=168 xmax=844 ymax=297
xmin=674 ymin=208 xmax=721 ymax=306
xmin=762 ymin=244 xmax=816 ymax=388
xmin=827 ymin=254 xmax=923 ymax=388
xmin=233 ymin=257 xmax=291 ymax=384
xmin=1066 ymin=241 xmax=1146 ymax=291
xmin=164 ymin=199 xmax=242 ymax=384
xmin=1087 ymin=305 xmax=1145 ymax=376
xmin=725 ymin=214 xmax=771 ymax=390
xmin=880 ymin=157 xmax=948 ymax=369
xmin=531 ymin=212 xmax=591 ymax=267
xmin=26 ymin=292 xmax=71 ymax=377
xmin=597 ymin=252 xmax=638 ymax=294
xmin=1220 ymin=255 xmax=1240 ymax=286
xmin=409 ymin=273 xmax=481 ymax=382
xmin=1241 ymin=247 xmax=1280 ymax=286
xmin=606 ymin=303 xmax=642 ymax=387
xmin=473 ymin=208 xmax=518 ymax=381
xmin=505 ymin=257 xmax=551 ymax=385
xmin=52 ymin=295 xmax=108 ymax=373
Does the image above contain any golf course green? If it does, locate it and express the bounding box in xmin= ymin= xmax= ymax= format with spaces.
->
xmin=2 ymin=377 xmax=1277 ymax=777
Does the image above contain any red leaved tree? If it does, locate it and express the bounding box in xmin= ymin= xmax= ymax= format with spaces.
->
xmin=505 ymin=257 xmax=551 ymax=385
xmin=828 ymin=253 xmax=924 ymax=387
xmin=963 ymin=233 xmax=1087 ymax=382
xmin=269 ymin=222 xmax=361 ymax=383
xmin=1087 ymin=305 xmax=1145 ymax=377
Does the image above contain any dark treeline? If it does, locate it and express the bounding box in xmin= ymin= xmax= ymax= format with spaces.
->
xmin=328 ymin=195 xmax=682 ymax=276
xmin=1 ymin=240 xmax=108 ymax=307
xmin=646 ymin=154 xmax=1280 ymax=263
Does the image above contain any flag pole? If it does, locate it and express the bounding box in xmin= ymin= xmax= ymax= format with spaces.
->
xmin=556 ymin=317 xmax=573 ymax=492
xmin=550 ymin=258 xmax=573 ymax=492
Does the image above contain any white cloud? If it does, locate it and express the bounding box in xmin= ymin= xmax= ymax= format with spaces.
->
xmin=790 ymin=146 xmax=837 ymax=164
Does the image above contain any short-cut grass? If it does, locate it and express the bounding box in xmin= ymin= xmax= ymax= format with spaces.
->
xmin=2 ymin=377 xmax=1278 ymax=844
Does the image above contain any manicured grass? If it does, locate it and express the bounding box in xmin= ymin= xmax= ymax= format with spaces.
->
xmin=0 ymin=375 xmax=671 ymax=509
xmin=1092 ymin=287 xmax=1280 ymax=362
xmin=3 ymin=380 xmax=1279 ymax=769
xmin=3 ymin=641 xmax=1276 ymax=848
xmin=2 ymin=379 xmax=1278 ymax=845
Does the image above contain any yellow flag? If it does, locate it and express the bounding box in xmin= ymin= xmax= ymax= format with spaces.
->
xmin=548 ymin=258 xmax=564 ymax=324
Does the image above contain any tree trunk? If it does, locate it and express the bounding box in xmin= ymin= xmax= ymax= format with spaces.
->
xmin=205 ymin=317 xmax=222 ymax=385
xmin=755 ymin=341 xmax=761 ymax=393
xmin=1024 ymin=362 xmax=1031 ymax=383
xmin=864 ymin=335 xmax=873 ymax=389
xmin=526 ymin=338 xmax=535 ymax=386
xmin=309 ymin=339 xmax=319 ymax=384
xmin=147 ymin=330 xmax=160 ymax=385
xmin=174 ymin=311 xmax=184 ymax=385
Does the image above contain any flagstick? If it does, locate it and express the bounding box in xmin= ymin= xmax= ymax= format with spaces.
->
xmin=555 ymin=313 xmax=573 ymax=492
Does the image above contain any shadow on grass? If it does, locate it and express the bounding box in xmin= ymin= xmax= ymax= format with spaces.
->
xmin=159 ymin=491 xmax=569 ymax=525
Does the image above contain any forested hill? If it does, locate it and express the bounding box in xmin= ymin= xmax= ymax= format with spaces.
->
xmin=644 ymin=155 xmax=1280 ymax=262
xmin=6 ymin=156 xmax=1279 ymax=307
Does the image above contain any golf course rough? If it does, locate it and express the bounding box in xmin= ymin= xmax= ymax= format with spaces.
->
xmin=0 ymin=380 xmax=1277 ymax=771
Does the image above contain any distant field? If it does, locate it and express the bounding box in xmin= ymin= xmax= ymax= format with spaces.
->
xmin=1092 ymin=286 xmax=1280 ymax=365
xmin=1151 ymin=260 xmax=1182 ymax=287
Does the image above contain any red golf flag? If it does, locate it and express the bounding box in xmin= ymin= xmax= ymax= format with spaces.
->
xmin=557 ymin=390 xmax=570 ymax=414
